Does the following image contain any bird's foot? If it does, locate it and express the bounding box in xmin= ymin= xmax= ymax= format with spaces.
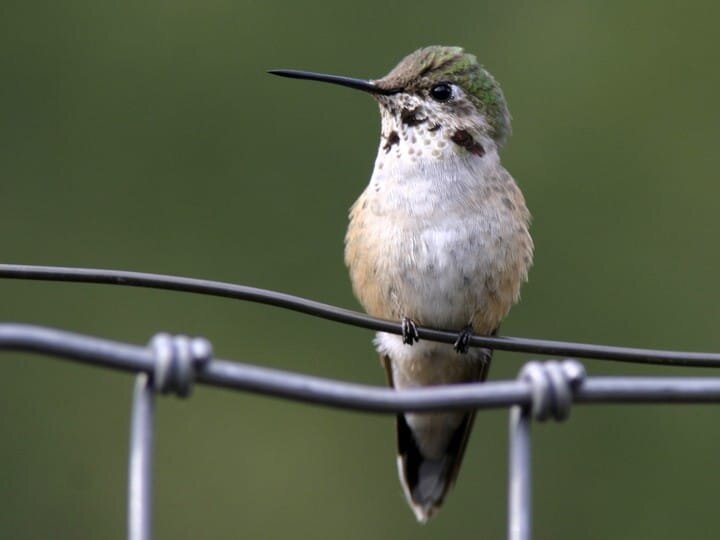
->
xmin=453 ymin=325 xmax=474 ymax=354
xmin=401 ymin=317 xmax=420 ymax=345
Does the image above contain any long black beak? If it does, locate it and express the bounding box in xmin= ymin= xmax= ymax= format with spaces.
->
xmin=268 ymin=69 xmax=400 ymax=95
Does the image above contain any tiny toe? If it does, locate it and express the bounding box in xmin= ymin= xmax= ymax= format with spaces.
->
xmin=401 ymin=317 xmax=420 ymax=345
xmin=453 ymin=339 xmax=467 ymax=353
xmin=454 ymin=326 xmax=473 ymax=353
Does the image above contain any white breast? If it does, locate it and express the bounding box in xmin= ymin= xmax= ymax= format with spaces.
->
xmin=360 ymin=145 xmax=519 ymax=330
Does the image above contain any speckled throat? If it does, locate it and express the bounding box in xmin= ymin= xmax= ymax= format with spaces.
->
xmin=375 ymin=92 xmax=489 ymax=164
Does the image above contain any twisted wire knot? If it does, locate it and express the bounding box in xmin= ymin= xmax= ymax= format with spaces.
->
xmin=518 ymin=359 xmax=586 ymax=421
xmin=149 ymin=333 xmax=213 ymax=397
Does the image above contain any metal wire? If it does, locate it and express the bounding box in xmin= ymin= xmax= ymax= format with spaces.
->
xmin=5 ymin=324 xmax=720 ymax=540
xmin=507 ymin=361 xmax=585 ymax=540
xmin=3 ymin=263 xmax=720 ymax=367
xmin=5 ymin=323 xmax=720 ymax=540
xmin=4 ymin=265 xmax=720 ymax=540
xmin=508 ymin=406 xmax=532 ymax=540
xmin=128 ymin=374 xmax=154 ymax=540
xmin=5 ymin=323 xmax=720 ymax=412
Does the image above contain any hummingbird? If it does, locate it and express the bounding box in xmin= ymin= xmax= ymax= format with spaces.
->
xmin=270 ymin=46 xmax=533 ymax=522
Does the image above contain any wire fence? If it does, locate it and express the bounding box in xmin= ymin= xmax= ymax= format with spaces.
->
xmin=3 ymin=263 xmax=720 ymax=540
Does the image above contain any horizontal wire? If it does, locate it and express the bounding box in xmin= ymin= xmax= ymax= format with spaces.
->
xmin=4 ymin=323 xmax=720 ymax=413
xmin=2 ymin=263 xmax=720 ymax=367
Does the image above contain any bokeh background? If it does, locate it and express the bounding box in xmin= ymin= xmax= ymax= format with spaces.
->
xmin=2 ymin=1 xmax=720 ymax=538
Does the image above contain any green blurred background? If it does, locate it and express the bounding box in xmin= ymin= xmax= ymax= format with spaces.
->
xmin=2 ymin=1 xmax=720 ymax=538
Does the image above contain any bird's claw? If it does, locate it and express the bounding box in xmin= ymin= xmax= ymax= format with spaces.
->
xmin=401 ymin=317 xmax=420 ymax=345
xmin=454 ymin=325 xmax=474 ymax=354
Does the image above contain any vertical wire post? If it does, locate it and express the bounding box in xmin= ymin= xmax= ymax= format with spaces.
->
xmin=127 ymin=373 xmax=155 ymax=540
xmin=508 ymin=405 xmax=532 ymax=540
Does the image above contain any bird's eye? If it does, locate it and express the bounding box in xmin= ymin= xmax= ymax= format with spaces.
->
xmin=430 ymin=83 xmax=453 ymax=102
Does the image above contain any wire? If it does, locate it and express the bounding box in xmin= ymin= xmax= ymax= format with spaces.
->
xmin=4 ymin=323 xmax=720 ymax=413
xmin=2 ymin=263 xmax=720 ymax=367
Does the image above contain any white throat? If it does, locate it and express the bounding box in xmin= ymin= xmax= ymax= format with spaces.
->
xmin=369 ymin=91 xmax=501 ymax=202
xmin=368 ymin=114 xmax=501 ymax=217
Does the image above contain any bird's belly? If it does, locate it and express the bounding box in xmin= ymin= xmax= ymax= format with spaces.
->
xmin=387 ymin=225 xmax=487 ymax=328
xmin=346 ymin=211 xmax=519 ymax=334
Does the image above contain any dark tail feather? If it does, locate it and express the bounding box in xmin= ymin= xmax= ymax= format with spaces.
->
xmin=388 ymin=344 xmax=493 ymax=522
xmin=396 ymin=411 xmax=476 ymax=522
